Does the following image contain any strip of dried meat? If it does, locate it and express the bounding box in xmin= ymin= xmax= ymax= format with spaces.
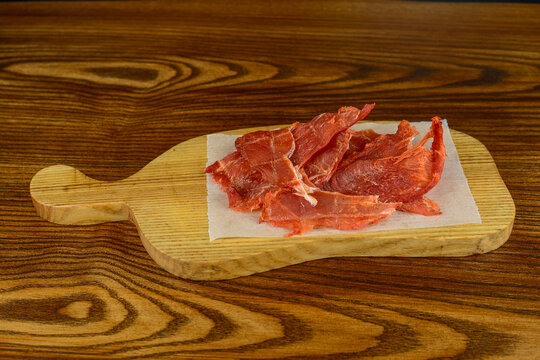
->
xmin=303 ymin=129 xmax=352 ymax=187
xmin=398 ymin=196 xmax=441 ymax=216
xmin=260 ymin=189 xmax=399 ymax=237
xmin=339 ymin=120 xmax=418 ymax=169
xmin=235 ymin=128 xmax=296 ymax=164
xmin=346 ymin=128 xmax=380 ymax=154
xmin=205 ymin=151 xmax=277 ymax=212
xmin=235 ymin=128 xmax=316 ymax=205
xmin=327 ymin=116 xmax=446 ymax=204
xmin=290 ymin=103 xmax=375 ymax=167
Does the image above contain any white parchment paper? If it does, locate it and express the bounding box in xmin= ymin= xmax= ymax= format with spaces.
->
xmin=206 ymin=120 xmax=481 ymax=241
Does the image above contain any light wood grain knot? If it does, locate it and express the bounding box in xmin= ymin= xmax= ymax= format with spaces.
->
xmin=4 ymin=60 xmax=179 ymax=89
xmin=0 ymin=294 xmax=104 ymax=324
xmin=57 ymin=300 xmax=93 ymax=320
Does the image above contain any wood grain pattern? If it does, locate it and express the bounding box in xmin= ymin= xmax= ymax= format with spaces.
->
xmin=1 ymin=0 xmax=539 ymax=358
xmin=30 ymin=126 xmax=515 ymax=280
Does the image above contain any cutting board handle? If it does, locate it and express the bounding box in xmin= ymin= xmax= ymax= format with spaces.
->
xmin=30 ymin=165 xmax=130 ymax=225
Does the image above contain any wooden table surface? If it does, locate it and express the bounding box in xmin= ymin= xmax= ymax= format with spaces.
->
xmin=1 ymin=1 xmax=539 ymax=358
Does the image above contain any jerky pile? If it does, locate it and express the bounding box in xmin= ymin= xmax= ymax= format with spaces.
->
xmin=205 ymin=104 xmax=446 ymax=237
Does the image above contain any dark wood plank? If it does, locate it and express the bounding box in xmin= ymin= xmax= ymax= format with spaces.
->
xmin=0 ymin=0 xmax=538 ymax=358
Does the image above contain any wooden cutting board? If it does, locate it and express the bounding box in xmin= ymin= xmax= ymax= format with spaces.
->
xmin=30 ymin=125 xmax=515 ymax=280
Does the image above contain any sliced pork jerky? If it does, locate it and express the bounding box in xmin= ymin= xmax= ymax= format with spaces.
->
xmin=303 ymin=129 xmax=352 ymax=187
xmin=346 ymin=128 xmax=380 ymax=155
xmin=398 ymin=196 xmax=441 ymax=216
xmin=328 ymin=116 xmax=446 ymax=204
xmin=205 ymin=151 xmax=278 ymax=212
xmin=235 ymin=128 xmax=316 ymax=205
xmin=290 ymin=103 xmax=375 ymax=167
xmin=339 ymin=120 xmax=418 ymax=169
xmin=260 ymin=189 xmax=399 ymax=237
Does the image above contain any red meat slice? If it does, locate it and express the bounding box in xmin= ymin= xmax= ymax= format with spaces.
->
xmin=327 ymin=116 xmax=446 ymax=204
xmin=290 ymin=103 xmax=375 ymax=167
xmin=340 ymin=120 xmax=418 ymax=169
xmin=398 ymin=196 xmax=441 ymax=216
xmin=358 ymin=120 xmax=418 ymax=159
xmin=347 ymin=128 xmax=380 ymax=154
xmin=260 ymin=189 xmax=399 ymax=237
xmin=205 ymin=151 xmax=277 ymax=212
xmin=235 ymin=128 xmax=316 ymax=205
xmin=235 ymin=128 xmax=296 ymax=165
xmin=303 ymin=129 xmax=352 ymax=187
